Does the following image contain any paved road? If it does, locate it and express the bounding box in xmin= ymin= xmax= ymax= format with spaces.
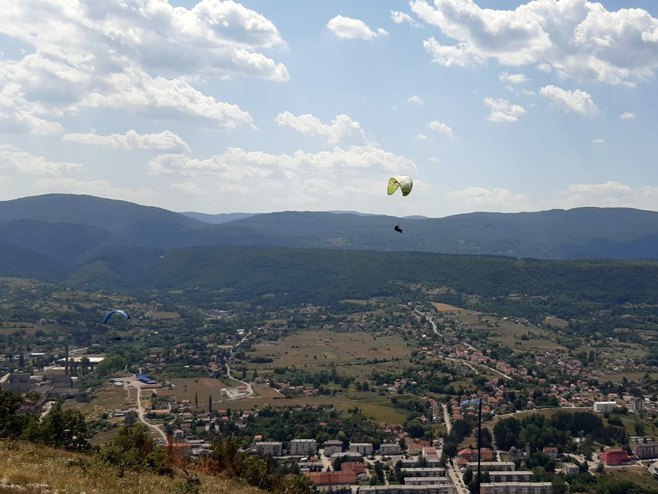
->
xmin=442 ymin=404 xmax=452 ymax=434
xmin=447 ymin=460 xmax=469 ymax=494
xmin=442 ymin=401 xmax=469 ymax=494
xmin=125 ymin=377 xmax=168 ymax=442
xmin=443 ymin=356 xmax=479 ymax=374
xmin=414 ymin=308 xmax=439 ymax=336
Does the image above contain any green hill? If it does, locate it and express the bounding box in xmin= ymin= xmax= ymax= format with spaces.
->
xmin=3 ymin=194 xmax=658 ymax=286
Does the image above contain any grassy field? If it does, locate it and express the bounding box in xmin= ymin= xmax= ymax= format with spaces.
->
xmin=432 ymin=301 xmax=566 ymax=353
xmin=602 ymin=371 xmax=658 ymax=383
xmin=157 ymin=377 xmax=226 ymax=406
xmin=0 ymin=440 xmax=266 ymax=494
xmin=606 ymin=466 xmax=658 ymax=492
xmin=64 ymin=385 xmax=132 ymax=421
xmin=223 ymin=391 xmax=409 ymax=425
xmin=248 ymin=329 xmax=412 ymax=371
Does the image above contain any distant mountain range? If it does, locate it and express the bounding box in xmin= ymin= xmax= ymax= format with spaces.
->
xmin=1 ymin=193 xmax=658 ymax=285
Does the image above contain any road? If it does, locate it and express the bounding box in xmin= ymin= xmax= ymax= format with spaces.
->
xmin=414 ymin=308 xmax=440 ymax=336
xmin=447 ymin=460 xmax=469 ymax=494
xmin=124 ymin=377 xmax=168 ymax=442
xmin=224 ymin=362 xmax=254 ymax=399
xmin=221 ymin=329 xmax=254 ymax=400
xmin=443 ymin=356 xmax=479 ymax=375
xmin=441 ymin=403 xmax=469 ymax=494
xmin=442 ymin=404 xmax=452 ymax=434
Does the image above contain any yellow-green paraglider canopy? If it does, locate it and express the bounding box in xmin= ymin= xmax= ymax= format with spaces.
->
xmin=387 ymin=176 xmax=413 ymax=196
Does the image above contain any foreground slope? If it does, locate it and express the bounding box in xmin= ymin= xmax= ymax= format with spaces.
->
xmin=0 ymin=441 xmax=266 ymax=494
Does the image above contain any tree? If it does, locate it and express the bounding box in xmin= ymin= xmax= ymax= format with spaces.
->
xmin=99 ymin=423 xmax=171 ymax=475
xmin=24 ymin=402 xmax=91 ymax=452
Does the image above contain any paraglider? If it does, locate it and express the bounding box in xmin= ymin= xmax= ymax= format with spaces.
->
xmin=387 ymin=176 xmax=413 ymax=197
xmin=102 ymin=309 xmax=130 ymax=324
xmin=388 ymin=176 xmax=413 ymax=233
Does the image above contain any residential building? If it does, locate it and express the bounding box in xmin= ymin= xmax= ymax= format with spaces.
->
xmin=290 ymin=438 xmax=317 ymax=456
xmin=350 ymin=442 xmax=374 ymax=456
xmin=466 ymin=462 xmax=516 ymax=472
xmin=593 ymin=401 xmax=617 ymax=413
xmin=357 ymin=485 xmax=454 ymax=493
xmin=480 ymin=482 xmax=553 ymax=493
xmin=457 ymin=447 xmax=494 ymax=462
xmin=630 ymin=436 xmax=658 ymax=459
xmin=254 ymin=441 xmax=283 ymax=456
xmin=404 ymin=477 xmax=450 ymax=485
xmin=488 ymin=471 xmax=535 ymax=483
xmin=306 ymin=471 xmax=357 ymax=489
xmin=629 ymin=396 xmax=644 ymax=414
xmin=323 ymin=439 xmax=343 ymax=456
xmin=600 ymin=447 xmax=630 ymax=465
xmin=380 ymin=442 xmax=402 ymax=455
xmin=400 ymin=468 xmax=446 ymax=478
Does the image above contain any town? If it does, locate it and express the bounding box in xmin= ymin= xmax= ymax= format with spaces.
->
xmin=3 ymin=277 xmax=658 ymax=493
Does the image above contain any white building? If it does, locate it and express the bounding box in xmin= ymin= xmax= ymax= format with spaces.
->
xmin=380 ymin=443 xmax=402 ymax=455
xmin=290 ymin=438 xmax=317 ymax=456
xmin=593 ymin=401 xmax=618 ymax=413
xmin=358 ymin=485 xmax=454 ymax=493
xmin=480 ymin=482 xmax=553 ymax=494
xmin=255 ymin=441 xmax=283 ymax=456
xmin=350 ymin=442 xmax=374 ymax=456
xmin=323 ymin=439 xmax=343 ymax=456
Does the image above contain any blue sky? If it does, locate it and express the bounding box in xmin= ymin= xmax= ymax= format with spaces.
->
xmin=0 ymin=0 xmax=657 ymax=217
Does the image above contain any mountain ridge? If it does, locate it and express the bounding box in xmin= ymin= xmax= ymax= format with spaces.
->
xmin=2 ymin=194 xmax=658 ymax=283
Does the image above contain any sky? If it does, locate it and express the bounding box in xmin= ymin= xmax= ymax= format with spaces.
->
xmin=0 ymin=0 xmax=657 ymax=218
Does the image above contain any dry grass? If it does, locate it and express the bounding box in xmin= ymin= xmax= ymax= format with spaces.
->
xmin=0 ymin=440 xmax=266 ymax=494
xmin=249 ymin=329 xmax=411 ymax=370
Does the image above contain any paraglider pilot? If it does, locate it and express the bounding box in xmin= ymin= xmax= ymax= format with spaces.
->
xmin=394 ymin=225 xmax=403 ymax=233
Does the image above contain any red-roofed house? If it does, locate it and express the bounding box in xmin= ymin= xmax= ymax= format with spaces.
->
xmin=306 ymin=471 xmax=357 ymax=486
xmin=600 ymin=448 xmax=630 ymax=465
xmin=457 ymin=448 xmax=493 ymax=462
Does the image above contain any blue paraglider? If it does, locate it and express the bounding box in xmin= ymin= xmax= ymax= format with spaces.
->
xmin=103 ymin=309 xmax=130 ymax=324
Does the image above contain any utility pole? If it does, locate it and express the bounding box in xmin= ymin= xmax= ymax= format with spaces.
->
xmin=477 ymin=398 xmax=482 ymax=494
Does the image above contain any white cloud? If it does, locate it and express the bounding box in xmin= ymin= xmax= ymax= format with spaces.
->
xmin=0 ymin=95 xmax=63 ymax=135
xmin=620 ymin=112 xmax=636 ymax=120
xmin=147 ymin=145 xmax=416 ymax=207
xmin=593 ymin=138 xmax=605 ymax=144
xmin=82 ymin=69 xmax=253 ymax=128
xmin=275 ymin=112 xmax=366 ymax=144
xmin=0 ymin=145 xmax=81 ymax=176
xmin=411 ymin=0 xmax=658 ymax=85
xmin=539 ymin=85 xmax=599 ymax=115
xmin=64 ymin=130 xmax=190 ymax=152
xmin=415 ymin=134 xmax=429 ymax=141
xmin=149 ymin=145 xmax=415 ymax=179
xmin=391 ymin=10 xmax=420 ymax=27
xmin=499 ymin=72 xmax=529 ymax=84
xmin=0 ymin=0 xmax=287 ymax=132
xmin=422 ymin=37 xmax=482 ymax=67
xmin=408 ymin=95 xmax=426 ymax=106
xmin=445 ymin=186 xmax=527 ymax=211
xmin=554 ymin=181 xmax=658 ymax=210
xmin=170 ymin=181 xmax=207 ymax=195
xmin=327 ymin=15 xmax=387 ymax=40
xmin=484 ymin=97 xmax=526 ymax=122
xmin=428 ymin=120 xmax=454 ymax=139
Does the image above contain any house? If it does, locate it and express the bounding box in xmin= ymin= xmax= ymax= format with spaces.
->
xmin=457 ymin=447 xmax=494 ymax=462
xmin=600 ymin=447 xmax=630 ymax=465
